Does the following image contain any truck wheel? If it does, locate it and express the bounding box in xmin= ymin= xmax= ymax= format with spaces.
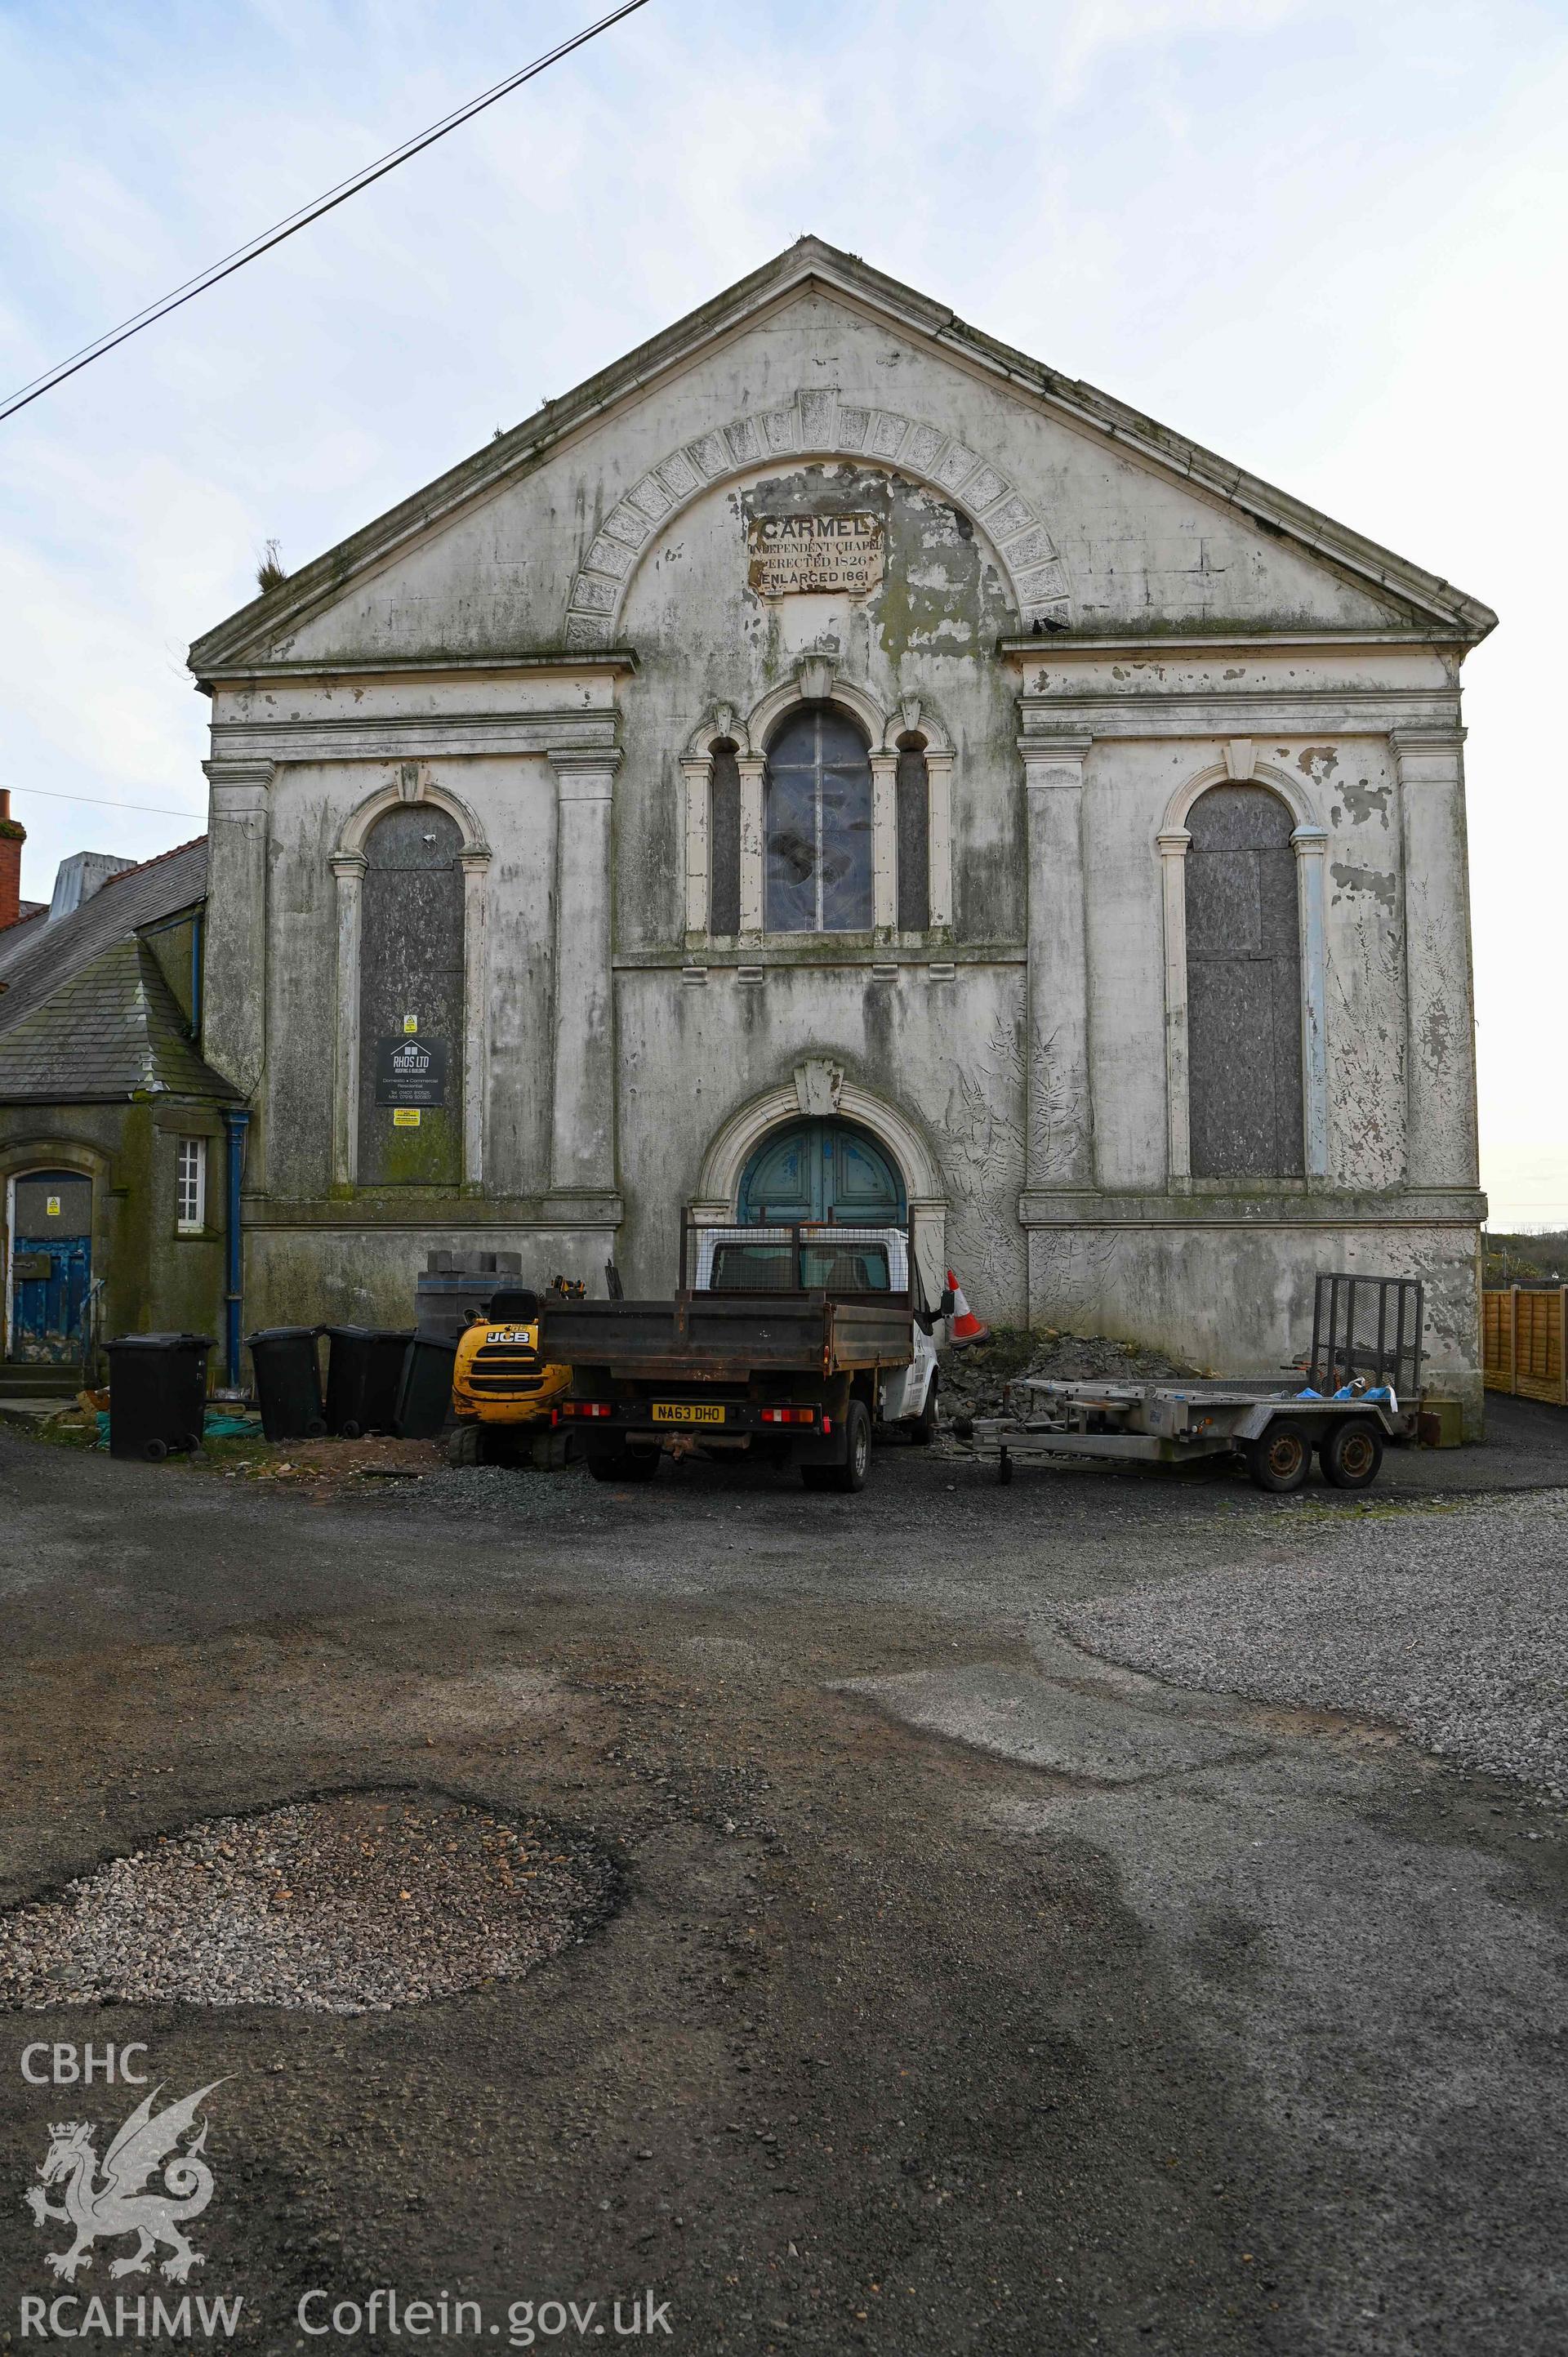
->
xmin=1321 ymin=1419 xmax=1383 ymax=1490
xmin=826 ymin=1401 xmax=871 ymax=1494
xmin=907 ymin=1378 xmax=939 ymax=1447
xmin=1244 ymin=1418 xmax=1312 ymax=1494
xmin=448 ymin=1424 xmax=482 ymax=1468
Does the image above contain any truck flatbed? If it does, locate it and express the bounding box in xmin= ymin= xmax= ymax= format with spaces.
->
xmin=536 ymin=1292 xmax=911 ymax=1384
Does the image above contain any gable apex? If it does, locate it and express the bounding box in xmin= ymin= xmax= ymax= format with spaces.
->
xmin=189 ymin=236 xmax=1494 ymax=674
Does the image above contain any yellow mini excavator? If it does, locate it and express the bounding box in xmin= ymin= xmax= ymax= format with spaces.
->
xmin=448 ymin=1283 xmax=576 ymax=1466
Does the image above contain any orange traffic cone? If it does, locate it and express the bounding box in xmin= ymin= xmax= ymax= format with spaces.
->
xmin=945 ymin=1270 xmax=991 ymax=1350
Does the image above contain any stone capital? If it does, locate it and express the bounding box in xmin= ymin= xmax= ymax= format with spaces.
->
xmin=1388 ymin=726 xmax=1466 ymax=760
xmin=204 ymin=755 xmax=274 ymax=815
xmin=203 ymin=755 xmax=275 ymax=788
xmin=548 ymin=746 xmax=621 ymax=802
xmin=1018 ymin=729 xmax=1093 ymax=789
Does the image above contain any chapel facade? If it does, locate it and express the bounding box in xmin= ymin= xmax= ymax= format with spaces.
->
xmin=190 ymin=240 xmax=1494 ymax=1424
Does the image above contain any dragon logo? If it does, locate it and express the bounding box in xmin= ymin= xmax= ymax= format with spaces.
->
xmin=24 ymin=2081 xmax=225 ymax=2283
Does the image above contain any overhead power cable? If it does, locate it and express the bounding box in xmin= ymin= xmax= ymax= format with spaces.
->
xmin=0 ymin=0 xmax=651 ymax=426
xmin=7 ymin=785 xmax=203 ymax=818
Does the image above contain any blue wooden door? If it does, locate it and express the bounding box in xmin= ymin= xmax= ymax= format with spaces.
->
xmin=737 ymin=1121 xmax=905 ymax=1227
xmin=11 ymin=1170 xmax=91 ymax=1363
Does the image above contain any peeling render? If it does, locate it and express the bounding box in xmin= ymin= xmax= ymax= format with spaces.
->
xmin=1330 ymin=862 xmax=1398 ymax=913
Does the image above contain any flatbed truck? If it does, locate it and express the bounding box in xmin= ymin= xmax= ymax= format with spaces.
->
xmin=537 ymin=1223 xmax=944 ymax=1491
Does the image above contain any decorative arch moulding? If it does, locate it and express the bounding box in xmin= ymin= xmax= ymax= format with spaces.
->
xmin=684 ymin=665 xmax=955 ymax=762
xmin=693 ymin=1067 xmax=947 ymax=1212
xmin=1160 ymin=746 xmax=1324 ymax=840
xmin=566 ymin=387 xmax=1073 ymax=648
xmin=332 ymin=766 xmax=492 ymax=863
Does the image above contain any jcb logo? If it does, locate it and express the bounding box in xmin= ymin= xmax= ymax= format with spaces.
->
xmin=20 ymin=2043 xmax=149 ymax=2084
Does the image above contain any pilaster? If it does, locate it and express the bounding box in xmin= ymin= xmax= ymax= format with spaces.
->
xmin=1391 ymin=728 xmax=1479 ymax=1190
xmin=459 ymin=848 xmax=492 ymax=1187
xmin=870 ymin=751 xmax=898 ymax=933
xmin=1156 ymin=829 xmax=1192 ymax=1183
xmin=329 ymin=852 xmax=366 ymax=1188
xmin=202 ymin=757 xmax=273 ymax=1100
xmin=546 ymin=746 xmax=621 ymax=1219
xmin=737 ymin=754 xmax=766 ymax=937
xmin=1018 ymin=724 xmax=1095 ymax=1200
xmin=1291 ymin=824 xmax=1330 ymax=1179
xmin=680 ymin=755 xmax=711 ymax=938
xmin=925 ymin=749 xmax=955 ymax=931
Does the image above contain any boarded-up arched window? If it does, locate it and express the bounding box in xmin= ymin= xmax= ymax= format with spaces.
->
xmin=709 ymin=739 xmax=742 ymax=936
xmin=765 ymin=705 xmax=873 ymax=933
xmin=357 ymin=804 xmax=464 ymax=1185
xmin=1186 ymin=785 xmax=1303 ymax=1178
xmin=896 ymin=735 xmax=929 ymax=932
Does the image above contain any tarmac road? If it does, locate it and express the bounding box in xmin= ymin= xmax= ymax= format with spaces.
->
xmin=1 ymin=1409 xmax=1566 ymax=2356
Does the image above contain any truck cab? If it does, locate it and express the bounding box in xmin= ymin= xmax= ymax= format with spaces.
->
xmin=690 ymin=1225 xmax=941 ymax=1440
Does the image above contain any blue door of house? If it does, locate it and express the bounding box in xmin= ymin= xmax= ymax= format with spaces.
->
xmin=737 ymin=1120 xmax=905 ymax=1227
xmin=10 ymin=1170 xmax=92 ymax=1364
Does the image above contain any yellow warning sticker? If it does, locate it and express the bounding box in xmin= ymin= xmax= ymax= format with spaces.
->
xmin=403 ymin=1014 xmax=418 ymax=1033
xmin=392 ymin=1108 xmax=421 ymax=1128
xmin=46 ymin=1196 xmax=60 ymax=1216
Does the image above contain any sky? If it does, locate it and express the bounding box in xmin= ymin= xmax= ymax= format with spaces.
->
xmin=0 ymin=0 xmax=1564 ymax=1223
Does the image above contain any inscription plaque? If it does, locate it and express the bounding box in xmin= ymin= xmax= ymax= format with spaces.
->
xmin=746 ymin=511 xmax=884 ymax=598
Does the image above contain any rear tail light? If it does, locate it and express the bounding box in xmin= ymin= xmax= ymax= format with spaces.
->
xmin=760 ymin=1406 xmax=816 ymax=1426
xmin=563 ymin=1401 xmax=613 ymax=1419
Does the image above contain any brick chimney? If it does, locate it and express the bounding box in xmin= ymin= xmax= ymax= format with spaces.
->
xmin=0 ymin=791 xmax=24 ymax=931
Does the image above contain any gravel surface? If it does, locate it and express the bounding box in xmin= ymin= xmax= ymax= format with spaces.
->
xmin=1060 ymin=1490 xmax=1568 ymax=1799
xmin=0 ymin=1789 xmax=617 ymax=2012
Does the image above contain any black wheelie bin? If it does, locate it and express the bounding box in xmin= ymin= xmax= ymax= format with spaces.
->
xmin=324 ymin=1326 xmax=414 ymax=1437
xmin=247 ymin=1326 xmax=327 ymax=1441
xmin=106 ymin=1333 xmax=215 ymax=1462
xmin=393 ymin=1334 xmax=457 ymax=1439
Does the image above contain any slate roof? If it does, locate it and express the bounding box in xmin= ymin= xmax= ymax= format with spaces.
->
xmin=0 ymin=838 xmax=207 ymax=1031
xmin=0 ymin=904 xmax=47 ymax=982
xmin=0 ymin=837 xmax=236 ymax=1105
xmin=0 ymin=935 xmax=235 ymax=1104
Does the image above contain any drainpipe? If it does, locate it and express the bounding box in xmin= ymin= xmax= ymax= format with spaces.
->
xmin=223 ymin=1107 xmax=250 ymax=1388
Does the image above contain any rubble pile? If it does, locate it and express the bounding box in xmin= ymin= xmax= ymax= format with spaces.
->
xmin=938 ymin=1328 xmax=1201 ymax=1423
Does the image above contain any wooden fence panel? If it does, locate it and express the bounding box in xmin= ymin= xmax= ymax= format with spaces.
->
xmin=1482 ymin=1286 xmax=1567 ymax=1402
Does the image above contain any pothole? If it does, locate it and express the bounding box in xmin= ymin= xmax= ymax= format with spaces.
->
xmin=0 ymin=1789 xmax=619 ymax=2013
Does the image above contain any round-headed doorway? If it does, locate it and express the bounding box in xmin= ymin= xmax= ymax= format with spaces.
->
xmin=737 ymin=1118 xmax=906 ymax=1227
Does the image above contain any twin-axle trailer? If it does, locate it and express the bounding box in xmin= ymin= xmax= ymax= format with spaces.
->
xmin=959 ymin=1378 xmax=1411 ymax=1492
xmin=955 ymin=1274 xmax=1425 ymax=1495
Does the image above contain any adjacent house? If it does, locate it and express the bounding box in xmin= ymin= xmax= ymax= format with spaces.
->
xmin=0 ymin=816 xmax=238 ymax=1386
xmin=187 ymin=238 xmax=1494 ymax=1425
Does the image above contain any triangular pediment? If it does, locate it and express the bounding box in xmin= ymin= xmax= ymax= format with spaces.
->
xmin=189 ymin=238 xmax=1494 ymax=675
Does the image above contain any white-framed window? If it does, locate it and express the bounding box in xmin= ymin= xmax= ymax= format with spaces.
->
xmin=176 ymin=1136 xmax=207 ymax=1232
